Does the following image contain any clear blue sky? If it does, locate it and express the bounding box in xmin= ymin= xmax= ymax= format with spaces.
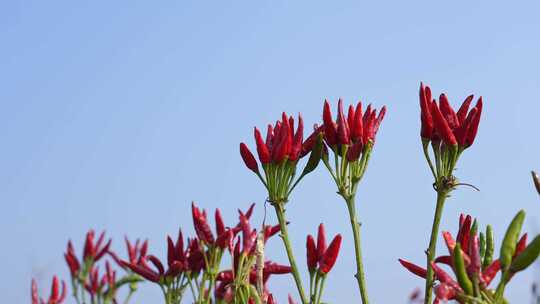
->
xmin=2 ymin=1 xmax=540 ymax=303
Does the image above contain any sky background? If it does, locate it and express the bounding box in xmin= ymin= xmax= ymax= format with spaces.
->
xmin=2 ymin=1 xmax=540 ymax=303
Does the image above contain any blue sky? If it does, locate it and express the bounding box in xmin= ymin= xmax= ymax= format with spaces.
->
xmin=1 ymin=1 xmax=540 ymax=303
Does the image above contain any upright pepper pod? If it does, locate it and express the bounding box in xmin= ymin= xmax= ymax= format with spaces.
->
xmin=469 ymin=235 xmax=481 ymax=276
xmin=319 ymin=234 xmax=342 ymax=274
xmin=453 ymin=244 xmax=473 ymax=295
xmin=479 ymin=232 xmax=486 ymax=262
xmin=483 ymin=225 xmax=494 ymax=269
xmin=500 ymin=210 xmax=526 ymax=270
xmin=306 ymin=235 xmax=317 ymax=273
xmin=482 ymin=260 xmax=501 ymax=286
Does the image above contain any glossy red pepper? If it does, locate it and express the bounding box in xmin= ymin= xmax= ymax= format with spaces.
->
xmin=240 ymin=143 xmax=259 ymax=173
xmin=319 ymin=234 xmax=342 ymax=274
xmin=399 ymin=259 xmax=427 ymax=278
xmin=306 ymin=234 xmax=317 ymax=272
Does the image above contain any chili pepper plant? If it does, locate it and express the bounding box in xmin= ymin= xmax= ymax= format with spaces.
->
xmin=31 ymin=84 xmax=540 ymax=304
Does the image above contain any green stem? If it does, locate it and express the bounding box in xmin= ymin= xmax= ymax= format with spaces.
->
xmin=494 ymin=271 xmax=510 ymax=303
xmin=207 ymin=276 xmax=216 ymax=304
xmin=274 ymin=203 xmax=308 ymax=304
xmin=345 ymin=196 xmax=369 ymax=304
xmin=309 ymin=272 xmax=315 ymax=303
xmin=315 ymin=276 xmax=327 ymax=304
xmin=188 ymin=278 xmax=197 ymax=303
xmin=424 ymin=190 xmax=448 ymax=304
xmin=123 ymin=289 xmax=134 ymax=304
xmin=422 ymin=140 xmax=437 ymax=180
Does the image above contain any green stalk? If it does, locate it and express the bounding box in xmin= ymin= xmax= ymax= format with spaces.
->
xmin=345 ymin=196 xmax=369 ymax=304
xmin=309 ymin=272 xmax=315 ymax=303
xmin=123 ymin=289 xmax=134 ymax=304
xmin=424 ymin=190 xmax=448 ymax=304
xmin=315 ymin=276 xmax=327 ymax=304
xmin=274 ymin=203 xmax=308 ymax=304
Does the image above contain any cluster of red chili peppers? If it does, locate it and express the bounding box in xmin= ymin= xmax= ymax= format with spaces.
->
xmin=31 ymin=83 xmax=540 ymax=304
xmin=305 ymin=224 xmax=342 ymax=304
xmin=400 ymin=211 xmax=540 ymax=303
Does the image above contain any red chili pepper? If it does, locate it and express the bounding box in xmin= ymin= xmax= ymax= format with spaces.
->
xmin=187 ymin=238 xmax=205 ymax=273
xmin=243 ymin=228 xmax=257 ymax=255
xmin=373 ymin=106 xmax=386 ymax=137
xmin=254 ymin=127 xmax=271 ymax=164
xmin=317 ymin=223 xmax=327 ymax=262
xmin=272 ymin=121 xmax=282 ymax=148
xmin=87 ymin=266 xmax=100 ymax=295
xmin=482 ymin=260 xmax=500 ymax=286
xmin=456 ymin=95 xmax=474 ymax=124
xmin=352 ymin=102 xmax=364 ymax=143
xmin=323 ymin=100 xmax=338 ymax=146
xmin=216 ymin=229 xmax=233 ymax=250
xmin=271 ymin=114 xmax=291 ymax=163
xmin=469 ymin=235 xmax=481 ymax=276
xmin=419 ymin=82 xmax=434 ymax=140
xmin=454 ymin=107 xmax=478 ymax=147
xmin=514 ymin=233 xmax=528 ymax=258
xmin=263 ymin=223 xmax=281 ymax=243
xmin=46 ymin=276 xmax=67 ymax=304
xmin=434 ymin=255 xmax=453 ymax=267
xmin=83 ymin=230 xmax=96 ymax=260
xmin=300 ymin=125 xmax=323 ymax=158
xmin=243 ymin=203 xmax=256 ymax=219
xmin=442 ymin=231 xmax=457 ymax=254
xmin=430 ymin=262 xmax=462 ymax=292
xmin=191 ymin=202 xmax=215 ymax=245
xmin=456 ymin=215 xmax=472 ymax=250
xmin=399 ymin=258 xmax=427 ymax=278
xmin=306 ymin=234 xmax=318 ymax=272
xmin=264 ymin=262 xmax=292 ymax=274
xmin=347 ymin=104 xmax=355 ymax=134
xmin=363 ymin=104 xmax=372 ymax=128
xmin=215 ymin=209 xmax=225 ymax=238
xmin=337 ymin=99 xmax=350 ymax=145
xmin=363 ymin=110 xmax=376 ymax=144
xmin=127 ymin=261 xmax=160 ymax=282
xmin=265 ymin=124 xmax=274 ymax=149
xmin=167 ymin=236 xmax=176 ymax=267
xmin=430 ymin=101 xmax=457 ymax=146
xmin=105 ymin=261 xmax=115 ymax=287
xmin=147 ymin=255 xmax=165 ymax=275
xmin=293 ymin=114 xmax=304 ymax=159
xmin=319 ymin=234 xmax=342 ymax=274
xmin=282 ymin=113 xmax=293 ymax=158
xmin=465 ymin=97 xmax=482 ymax=147
xmin=64 ymin=241 xmax=80 ymax=277
xmin=240 ymin=143 xmax=259 ymax=173
xmin=438 ymin=94 xmax=459 ymax=129
xmin=112 ymin=237 xmax=147 ymax=269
